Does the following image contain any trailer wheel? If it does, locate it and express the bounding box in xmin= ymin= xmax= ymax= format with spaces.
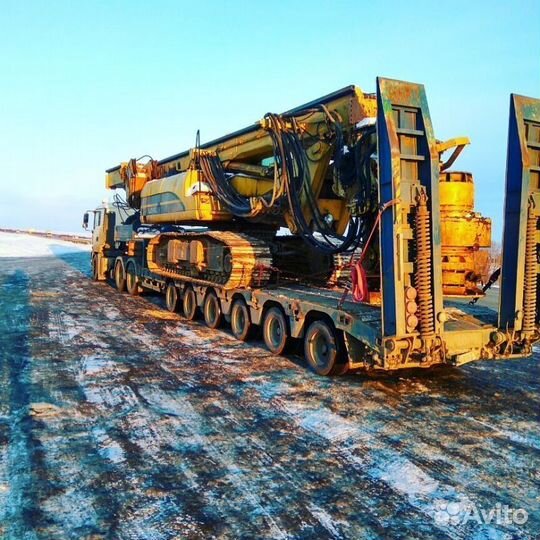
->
xmin=165 ymin=282 xmax=179 ymax=312
xmin=203 ymin=291 xmax=223 ymax=329
xmin=114 ymin=260 xmax=126 ymax=292
xmin=263 ymin=307 xmax=289 ymax=355
xmin=183 ymin=286 xmax=198 ymax=320
xmin=230 ymin=298 xmax=252 ymax=341
xmin=304 ymin=320 xmax=347 ymax=376
xmin=125 ymin=261 xmax=140 ymax=296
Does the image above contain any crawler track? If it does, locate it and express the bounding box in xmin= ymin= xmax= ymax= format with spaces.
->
xmin=147 ymin=231 xmax=273 ymax=290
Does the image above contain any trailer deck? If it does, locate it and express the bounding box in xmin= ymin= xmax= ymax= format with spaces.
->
xmin=249 ymin=284 xmax=502 ymax=370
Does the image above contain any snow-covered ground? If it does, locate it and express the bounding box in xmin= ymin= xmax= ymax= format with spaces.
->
xmin=0 ymin=234 xmax=537 ymax=538
xmin=0 ymin=231 xmax=91 ymax=258
xmin=15 ymin=228 xmax=92 ymax=238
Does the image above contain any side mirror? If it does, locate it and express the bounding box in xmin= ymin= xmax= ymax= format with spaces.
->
xmin=82 ymin=212 xmax=89 ymax=230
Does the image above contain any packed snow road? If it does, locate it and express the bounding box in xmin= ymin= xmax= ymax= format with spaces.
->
xmin=0 ymin=232 xmax=538 ymax=539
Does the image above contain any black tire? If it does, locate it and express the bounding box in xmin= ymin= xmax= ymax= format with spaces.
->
xmin=125 ymin=261 xmax=140 ymax=296
xmin=165 ymin=282 xmax=179 ymax=312
xmin=203 ymin=291 xmax=223 ymax=329
xmin=114 ymin=260 xmax=126 ymax=292
xmin=304 ymin=319 xmax=347 ymax=376
xmin=230 ymin=298 xmax=252 ymax=341
xmin=91 ymin=254 xmax=99 ymax=281
xmin=183 ymin=286 xmax=198 ymax=320
xmin=263 ymin=307 xmax=289 ymax=355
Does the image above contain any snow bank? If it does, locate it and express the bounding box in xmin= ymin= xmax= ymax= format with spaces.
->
xmin=0 ymin=232 xmax=91 ymax=258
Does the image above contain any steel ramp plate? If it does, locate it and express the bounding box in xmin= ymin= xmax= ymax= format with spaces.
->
xmin=443 ymin=299 xmax=498 ymax=331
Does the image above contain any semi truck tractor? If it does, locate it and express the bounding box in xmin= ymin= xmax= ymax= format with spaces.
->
xmin=84 ymin=77 xmax=540 ymax=375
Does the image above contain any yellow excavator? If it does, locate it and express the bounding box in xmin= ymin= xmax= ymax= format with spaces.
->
xmin=84 ymin=78 xmax=539 ymax=376
xmin=103 ymin=83 xmax=489 ymax=297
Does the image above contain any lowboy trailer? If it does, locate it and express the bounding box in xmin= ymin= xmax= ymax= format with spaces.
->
xmin=85 ymin=78 xmax=540 ymax=376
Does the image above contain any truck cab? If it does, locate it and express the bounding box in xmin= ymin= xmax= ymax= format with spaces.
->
xmin=83 ymin=202 xmax=136 ymax=280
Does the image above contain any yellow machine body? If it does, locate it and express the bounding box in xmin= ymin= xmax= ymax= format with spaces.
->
xmin=105 ymin=84 xmax=491 ymax=298
xmin=140 ymin=170 xmax=231 ymax=224
xmin=439 ymin=171 xmax=492 ymax=296
xmin=106 ymin=86 xmax=378 ymax=237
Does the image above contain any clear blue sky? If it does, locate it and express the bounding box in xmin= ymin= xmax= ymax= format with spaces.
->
xmin=1 ymin=0 xmax=538 ymax=239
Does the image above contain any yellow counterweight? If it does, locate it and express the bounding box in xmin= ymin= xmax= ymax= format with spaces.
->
xmin=439 ymin=171 xmax=492 ymax=296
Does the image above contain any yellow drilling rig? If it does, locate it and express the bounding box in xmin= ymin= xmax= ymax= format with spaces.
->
xmin=84 ymin=77 xmax=540 ymax=375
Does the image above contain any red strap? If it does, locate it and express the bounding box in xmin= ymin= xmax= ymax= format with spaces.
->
xmin=351 ymin=261 xmax=369 ymax=302
xmin=337 ymin=199 xmax=400 ymax=307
